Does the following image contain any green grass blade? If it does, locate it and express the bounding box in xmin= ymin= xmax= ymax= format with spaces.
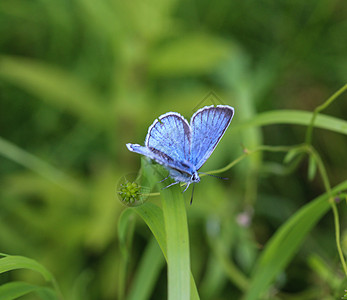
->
xmin=133 ymin=203 xmax=200 ymax=300
xmin=133 ymin=203 xmax=167 ymax=258
xmin=244 ymin=180 xmax=347 ymax=300
xmin=0 ymin=254 xmax=53 ymax=281
xmin=0 ymin=282 xmax=59 ymax=300
xmin=233 ymin=110 xmax=347 ymax=135
xmin=126 ymin=238 xmax=165 ymax=300
xmin=160 ymin=184 xmax=190 ymax=300
xmin=118 ymin=209 xmax=136 ymax=259
xmin=0 ymin=282 xmax=39 ymax=300
xmin=118 ymin=208 xmax=137 ymax=300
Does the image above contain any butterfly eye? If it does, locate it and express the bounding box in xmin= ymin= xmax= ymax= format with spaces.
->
xmin=191 ymin=173 xmax=200 ymax=182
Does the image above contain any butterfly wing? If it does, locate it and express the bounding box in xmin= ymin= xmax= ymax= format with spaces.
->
xmin=146 ymin=112 xmax=191 ymax=163
xmin=126 ymin=143 xmax=170 ymax=165
xmin=190 ymin=105 xmax=234 ymax=170
xmin=127 ymin=112 xmax=193 ymax=175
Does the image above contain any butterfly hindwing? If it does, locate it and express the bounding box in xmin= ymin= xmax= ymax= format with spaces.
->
xmin=126 ymin=144 xmax=171 ymax=166
xmin=190 ymin=105 xmax=234 ymax=170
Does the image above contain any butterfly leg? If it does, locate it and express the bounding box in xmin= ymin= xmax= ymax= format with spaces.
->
xmin=162 ymin=181 xmax=180 ymax=190
xmin=182 ymin=183 xmax=190 ymax=193
xmin=159 ymin=175 xmax=170 ymax=183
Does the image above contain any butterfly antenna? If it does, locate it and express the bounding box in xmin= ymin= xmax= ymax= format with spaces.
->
xmin=190 ymin=183 xmax=195 ymax=205
xmin=199 ymin=172 xmax=228 ymax=180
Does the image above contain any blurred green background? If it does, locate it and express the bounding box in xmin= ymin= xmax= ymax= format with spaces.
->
xmin=0 ymin=0 xmax=347 ymax=299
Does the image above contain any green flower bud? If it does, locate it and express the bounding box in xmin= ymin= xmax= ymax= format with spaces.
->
xmin=117 ymin=173 xmax=151 ymax=207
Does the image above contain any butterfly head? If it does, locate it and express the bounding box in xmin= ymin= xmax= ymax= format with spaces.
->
xmin=191 ymin=172 xmax=200 ymax=183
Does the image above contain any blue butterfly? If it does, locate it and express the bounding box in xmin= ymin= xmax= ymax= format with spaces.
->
xmin=126 ymin=105 xmax=234 ymax=194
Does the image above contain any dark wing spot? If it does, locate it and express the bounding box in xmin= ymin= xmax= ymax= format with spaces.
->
xmin=149 ymin=147 xmax=174 ymax=163
xmin=181 ymin=162 xmax=190 ymax=168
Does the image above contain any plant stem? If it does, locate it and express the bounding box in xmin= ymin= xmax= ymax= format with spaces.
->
xmin=305 ymin=145 xmax=347 ymax=276
xmin=206 ymin=144 xmax=303 ymax=175
xmin=305 ymin=83 xmax=347 ymax=145
xmin=302 ymin=82 xmax=347 ymax=277
xmin=331 ymin=200 xmax=347 ymax=276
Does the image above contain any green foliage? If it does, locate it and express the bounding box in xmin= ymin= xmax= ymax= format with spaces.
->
xmin=0 ymin=282 xmax=58 ymax=300
xmin=245 ymin=180 xmax=347 ymax=300
xmin=1 ymin=0 xmax=347 ymax=299
xmin=0 ymin=254 xmax=61 ymax=299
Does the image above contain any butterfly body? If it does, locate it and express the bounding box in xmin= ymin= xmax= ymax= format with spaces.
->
xmin=127 ymin=105 xmax=234 ymax=190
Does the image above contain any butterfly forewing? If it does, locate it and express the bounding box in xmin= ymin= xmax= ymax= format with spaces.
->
xmin=145 ymin=112 xmax=191 ymax=163
xmin=190 ymin=105 xmax=234 ymax=170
